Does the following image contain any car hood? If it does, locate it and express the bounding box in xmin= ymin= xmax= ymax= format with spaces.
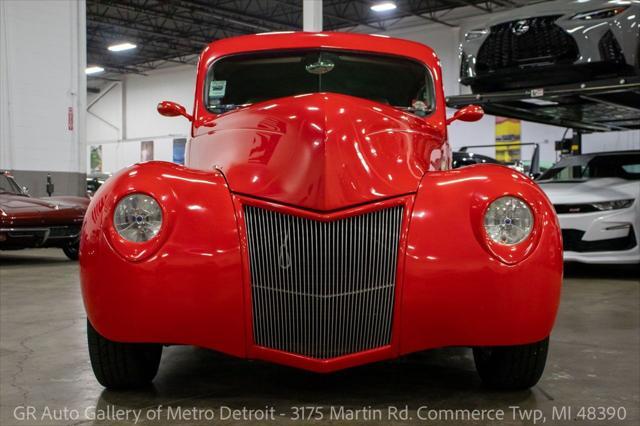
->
xmin=0 ymin=194 xmax=85 ymax=217
xmin=538 ymin=178 xmax=639 ymax=204
xmin=190 ymin=93 xmax=446 ymax=211
xmin=478 ymin=0 xmax=617 ymax=27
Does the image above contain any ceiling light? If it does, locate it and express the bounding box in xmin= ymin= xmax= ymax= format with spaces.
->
xmin=108 ymin=42 xmax=137 ymax=52
xmin=85 ymin=66 xmax=105 ymax=75
xmin=371 ymin=2 xmax=397 ymax=12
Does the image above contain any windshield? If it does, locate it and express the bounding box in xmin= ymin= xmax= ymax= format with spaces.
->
xmin=0 ymin=174 xmax=22 ymax=195
xmin=205 ymin=50 xmax=434 ymax=113
xmin=538 ymin=153 xmax=640 ymax=182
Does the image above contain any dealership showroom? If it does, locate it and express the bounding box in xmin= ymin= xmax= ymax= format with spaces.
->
xmin=1 ymin=0 xmax=639 ymax=425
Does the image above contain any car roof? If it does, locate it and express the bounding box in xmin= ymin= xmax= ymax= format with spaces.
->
xmin=198 ymin=31 xmax=441 ymax=71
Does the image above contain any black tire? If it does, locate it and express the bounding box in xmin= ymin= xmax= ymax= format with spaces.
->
xmin=87 ymin=320 xmax=162 ymax=389
xmin=473 ymin=338 xmax=549 ymax=390
xmin=62 ymin=243 xmax=79 ymax=260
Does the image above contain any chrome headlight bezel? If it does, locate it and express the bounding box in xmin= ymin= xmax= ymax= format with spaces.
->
xmin=483 ymin=196 xmax=534 ymax=246
xmin=113 ymin=193 xmax=163 ymax=243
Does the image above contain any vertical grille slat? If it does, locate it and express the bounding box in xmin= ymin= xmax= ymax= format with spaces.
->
xmin=244 ymin=205 xmax=403 ymax=359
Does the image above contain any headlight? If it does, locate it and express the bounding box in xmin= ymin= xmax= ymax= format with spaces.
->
xmin=571 ymin=6 xmax=628 ymax=20
xmin=113 ymin=194 xmax=163 ymax=242
xmin=592 ymin=199 xmax=634 ymax=211
xmin=465 ymin=28 xmax=488 ymax=42
xmin=484 ymin=196 xmax=533 ymax=245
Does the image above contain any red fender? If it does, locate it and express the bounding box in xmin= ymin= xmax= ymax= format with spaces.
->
xmin=399 ymin=164 xmax=563 ymax=355
xmin=80 ymin=161 xmax=247 ymax=357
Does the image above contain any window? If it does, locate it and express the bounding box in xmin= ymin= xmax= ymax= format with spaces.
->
xmin=205 ymin=50 xmax=434 ymax=114
xmin=539 ymin=153 xmax=640 ymax=181
xmin=0 ymin=174 xmax=22 ymax=195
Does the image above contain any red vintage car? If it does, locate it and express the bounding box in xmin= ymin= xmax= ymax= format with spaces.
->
xmin=0 ymin=171 xmax=88 ymax=260
xmin=80 ymin=32 xmax=563 ymax=390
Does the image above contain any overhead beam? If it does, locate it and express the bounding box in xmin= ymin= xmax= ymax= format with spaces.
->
xmin=178 ymin=0 xmax=298 ymax=31
xmin=98 ymin=1 xmax=254 ymax=35
xmin=88 ymin=18 xmax=207 ymax=46
xmin=448 ymin=0 xmax=492 ymax=13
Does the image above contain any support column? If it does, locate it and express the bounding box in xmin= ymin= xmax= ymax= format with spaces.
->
xmin=303 ymin=0 xmax=323 ymax=32
xmin=0 ymin=0 xmax=87 ymax=196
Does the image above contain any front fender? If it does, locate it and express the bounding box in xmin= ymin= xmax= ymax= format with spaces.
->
xmin=80 ymin=161 xmax=246 ymax=357
xmin=400 ymin=165 xmax=563 ymax=354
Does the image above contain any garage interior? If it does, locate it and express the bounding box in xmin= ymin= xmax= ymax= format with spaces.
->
xmin=1 ymin=0 xmax=639 ymax=425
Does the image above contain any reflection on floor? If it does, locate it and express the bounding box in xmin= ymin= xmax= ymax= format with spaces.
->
xmin=0 ymin=249 xmax=638 ymax=425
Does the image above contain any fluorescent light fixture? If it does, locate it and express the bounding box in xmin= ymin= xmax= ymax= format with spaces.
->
xmin=371 ymin=2 xmax=397 ymax=12
xmin=85 ymin=66 xmax=105 ymax=75
xmin=108 ymin=42 xmax=137 ymax=52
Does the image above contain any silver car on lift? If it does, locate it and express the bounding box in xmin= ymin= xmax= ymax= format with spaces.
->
xmin=460 ymin=0 xmax=639 ymax=92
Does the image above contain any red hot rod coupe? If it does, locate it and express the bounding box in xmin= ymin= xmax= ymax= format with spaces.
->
xmin=80 ymin=32 xmax=563 ymax=390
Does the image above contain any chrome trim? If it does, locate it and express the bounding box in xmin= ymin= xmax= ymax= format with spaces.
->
xmin=244 ymin=205 xmax=403 ymax=359
xmin=0 ymin=226 xmax=81 ymax=243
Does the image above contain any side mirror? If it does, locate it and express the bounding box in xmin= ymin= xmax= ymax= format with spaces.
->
xmin=21 ymin=186 xmax=30 ymax=196
xmin=157 ymin=101 xmax=192 ymax=121
xmin=446 ymin=105 xmax=484 ymax=125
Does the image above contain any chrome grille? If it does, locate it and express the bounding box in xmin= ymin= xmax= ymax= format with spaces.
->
xmin=244 ymin=205 xmax=403 ymax=359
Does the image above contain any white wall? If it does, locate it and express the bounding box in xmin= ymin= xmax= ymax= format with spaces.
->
xmin=1 ymin=0 xmax=86 ymax=194
xmin=86 ymin=14 xmax=639 ymax=174
xmin=86 ymin=65 xmax=195 ymax=174
xmin=125 ymin=66 xmax=195 ymax=140
xmin=87 ymin=83 xmax=122 ymax=143
xmin=87 ymin=65 xmax=195 ymax=144
xmin=86 ymin=138 xmax=176 ymax=173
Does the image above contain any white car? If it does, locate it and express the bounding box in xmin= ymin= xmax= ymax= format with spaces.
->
xmin=537 ymin=151 xmax=640 ymax=264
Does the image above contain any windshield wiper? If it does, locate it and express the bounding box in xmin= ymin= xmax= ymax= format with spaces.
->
xmin=394 ymin=105 xmax=433 ymax=117
xmin=210 ymin=103 xmax=250 ymax=114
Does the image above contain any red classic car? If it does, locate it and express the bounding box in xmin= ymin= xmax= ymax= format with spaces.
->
xmin=80 ymin=32 xmax=563 ymax=390
xmin=0 ymin=171 xmax=88 ymax=260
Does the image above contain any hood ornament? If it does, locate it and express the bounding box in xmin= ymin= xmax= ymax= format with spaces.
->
xmin=278 ymin=232 xmax=292 ymax=269
xmin=512 ymin=20 xmax=530 ymax=35
xmin=305 ymin=59 xmax=335 ymax=75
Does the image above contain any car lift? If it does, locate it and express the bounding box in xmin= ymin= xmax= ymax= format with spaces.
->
xmin=446 ymin=75 xmax=640 ymax=154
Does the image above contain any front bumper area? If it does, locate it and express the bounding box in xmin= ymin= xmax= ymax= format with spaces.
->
xmin=0 ymin=225 xmax=81 ymax=249
xmin=563 ymin=246 xmax=640 ymax=265
xmin=557 ymin=208 xmax=640 ymax=264
xmin=460 ymin=63 xmax=636 ymax=92
xmin=80 ymin=162 xmax=563 ymax=372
